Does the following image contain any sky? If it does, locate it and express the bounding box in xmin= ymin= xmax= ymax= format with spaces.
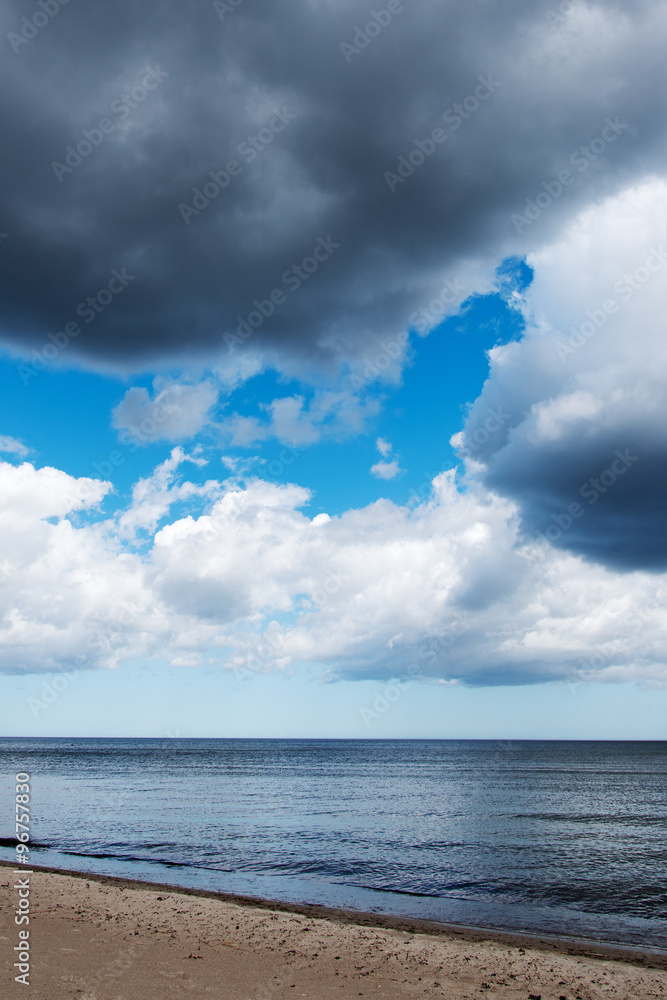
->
xmin=1 ymin=0 xmax=666 ymax=738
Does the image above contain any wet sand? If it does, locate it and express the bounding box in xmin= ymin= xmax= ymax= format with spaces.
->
xmin=2 ymin=861 xmax=667 ymax=999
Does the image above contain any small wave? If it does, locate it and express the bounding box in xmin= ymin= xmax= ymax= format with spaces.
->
xmin=510 ymin=814 xmax=667 ymax=825
xmin=352 ymin=884 xmax=445 ymax=899
xmin=56 ymin=846 xmax=236 ymax=874
xmin=60 ymin=848 xmax=189 ymax=866
xmin=0 ymin=837 xmax=48 ymax=850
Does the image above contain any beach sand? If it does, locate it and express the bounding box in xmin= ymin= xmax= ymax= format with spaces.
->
xmin=2 ymin=863 xmax=667 ymax=999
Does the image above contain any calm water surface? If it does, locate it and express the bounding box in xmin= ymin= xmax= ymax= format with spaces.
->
xmin=1 ymin=739 xmax=666 ymax=948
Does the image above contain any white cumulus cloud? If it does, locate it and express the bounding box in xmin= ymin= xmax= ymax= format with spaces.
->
xmin=0 ymin=435 xmax=28 ymax=457
xmin=112 ymin=379 xmax=219 ymax=444
xmin=370 ymin=459 xmax=402 ymax=480
xmin=0 ymin=451 xmax=665 ymax=688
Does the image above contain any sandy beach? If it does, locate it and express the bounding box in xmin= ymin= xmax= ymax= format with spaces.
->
xmin=2 ymin=862 xmax=667 ymax=999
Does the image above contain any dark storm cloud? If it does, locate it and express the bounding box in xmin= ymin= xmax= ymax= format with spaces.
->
xmin=489 ymin=435 xmax=667 ymax=571
xmin=1 ymin=0 xmax=666 ymax=376
xmin=457 ymin=174 xmax=667 ymax=572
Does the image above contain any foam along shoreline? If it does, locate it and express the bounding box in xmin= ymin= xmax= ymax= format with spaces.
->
xmin=2 ymin=861 xmax=667 ymax=999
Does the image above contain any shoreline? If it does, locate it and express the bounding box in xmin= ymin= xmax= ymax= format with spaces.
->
xmin=2 ymin=858 xmax=666 ymax=970
xmin=4 ymin=862 xmax=667 ymax=999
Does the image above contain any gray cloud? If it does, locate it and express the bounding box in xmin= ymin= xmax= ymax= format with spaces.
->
xmin=2 ymin=0 xmax=666 ymax=382
xmin=457 ymin=179 xmax=667 ymax=571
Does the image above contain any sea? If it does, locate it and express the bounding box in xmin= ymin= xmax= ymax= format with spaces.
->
xmin=1 ymin=738 xmax=666 ymax=949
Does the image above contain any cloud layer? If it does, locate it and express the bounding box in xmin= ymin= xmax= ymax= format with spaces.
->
xmin=2 ymin=0 xmax=667 ymax=383
xmin=1 ymin=450 xmax=665 ymax=685
xmin=456 ymin=178 xmax=667 ymax=570
xmin=2 ymin=1 xmax=666 ymax=689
